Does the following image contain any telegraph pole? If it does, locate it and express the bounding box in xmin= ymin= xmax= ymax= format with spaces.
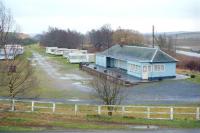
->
xmin=152 ymin=25 xmax=155 ymax=48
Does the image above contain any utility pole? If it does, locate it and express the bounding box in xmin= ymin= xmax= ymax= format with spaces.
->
xmin=175 ymin=34 xmax=177 ymax=55
xmin=152 ymin=25 xmax=155 ymax=48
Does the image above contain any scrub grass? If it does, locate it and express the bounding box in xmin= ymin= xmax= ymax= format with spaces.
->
xmin=0 ymin=112 xmax=126 ymax=131
xmin=27 ymin=43 xmax=45 ymax=55
xmin=87 ymin=115 xmax=200 ymax=128
xmin=0 ymin=111 xmax=200 ymax=131
xmin=0 ymin=126 xmax=41 ymax=132
xmin=177 ymin=68 xmax=200 ymax=83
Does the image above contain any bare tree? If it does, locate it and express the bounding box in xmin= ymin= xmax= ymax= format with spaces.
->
xmin=155 ymin=34 xmax=175 ymax=52
xmin=155 ymin=34 xmax=167 ymax=49
xmin=0 ymin=53 xmax=37 ymax=99
xmin=40 ymin=27 xmax=83 ymax=49
xmin=0 ymin=2 xmax=37 ymax=109
xmin=112 ymin=28 xmax=144 ymax=45
xmin=88 ymin=24 xmax=113 ymax=51
xmin=0 ymin=1 xmax=13 ymax=48
xmin=91 ymin=75 xmax=124 ymax=116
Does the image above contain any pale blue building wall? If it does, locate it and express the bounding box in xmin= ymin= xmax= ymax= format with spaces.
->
xmin=96 ymin=55 xmax=107 ymax=67
xmin=127 ymin=61 xmax=142 ymax=78
xmin=148 ymin=63 xmax=176 ymax=78
xmin=138 ymin=62 xmax=176 ymax=79
xmin=95 ymin=54 xmax=176 ymax=79
xmin=114 ymin=59 xmax=127 ymax=70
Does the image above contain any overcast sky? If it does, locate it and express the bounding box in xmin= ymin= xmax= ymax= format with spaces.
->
xmin=4 ymin=0 xmax=200 ymax=34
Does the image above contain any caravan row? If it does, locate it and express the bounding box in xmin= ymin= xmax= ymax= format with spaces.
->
xmin=0 ymin=44 xmax=24 ymax=60
xmin=45 ymin=47 xmax=95 ymax=63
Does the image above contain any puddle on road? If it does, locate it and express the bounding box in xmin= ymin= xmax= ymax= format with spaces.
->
xmin=72 ymin=82 xmax=92 ymax=92
xmin=32 ymin=52 xmax=93 ymax=92
xmin=59 ymin=74 xmax=92 ymax=80
xmin=128 ymin=125 xmax=159 ymax=129
xmin=67 ymin=98 xmax=81 ymax=102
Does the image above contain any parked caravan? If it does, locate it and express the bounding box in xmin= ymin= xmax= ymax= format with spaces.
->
xmin=46 ymin=47 xmax=58 ymax=54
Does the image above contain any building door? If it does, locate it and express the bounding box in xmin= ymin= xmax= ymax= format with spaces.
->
xmin=106 ymin=57 xmax=111 ymax=67
xmin=142 ymin=65 xmax=148 ymax=80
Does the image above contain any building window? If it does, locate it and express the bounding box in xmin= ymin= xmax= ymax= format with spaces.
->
xmin=148 ymin=65 xmax=152 ymax=72
xmin=154 ymin=64 xmax=165 ymax=72
xmin=143 ymin=66 xmax=147 ymax=72
xmin=129 ymin=64 xmax=141 ymax=72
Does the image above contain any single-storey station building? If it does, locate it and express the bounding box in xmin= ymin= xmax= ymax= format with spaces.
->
xmin=95 ymin=44 xmax=178 ymax=80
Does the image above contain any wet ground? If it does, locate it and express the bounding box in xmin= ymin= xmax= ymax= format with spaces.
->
xmin=124 ymin=80 xmax=200 ymax=105
xmin=31 ymin=52 xmax=200 ymax=105
xmin=9 ymin=129 xmax=200 ymax=133
xmin=32 ymin=52 xmax=93 ymax=93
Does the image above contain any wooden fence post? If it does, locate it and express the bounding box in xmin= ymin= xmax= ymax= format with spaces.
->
xmin=11 ymin=99 xmax=15 ymax=111
xmin=98 ymin=106 xmax=101 ymax=115
xmin=147 ymin=107 xmax=150 ymax=119
xmin=122 ymin=106 xmax=125 ymax=116
xmin=75 ymin=104 xmax=78 ymax=116
xmin=52 ymin=103 xmax=56 ymax=113
xmin=31 ymin=101 xmax=34 ymax=112
xmin=170 ymin=107 xmax=174 ymax=120
xmin=196 ymin=107 xmax=200 ymax=120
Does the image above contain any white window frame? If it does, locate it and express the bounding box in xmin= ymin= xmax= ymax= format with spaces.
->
xmin=148 ymin=65 xmax=152 ymax=72
xmin=153 ymin=64 xmax=165 ymax=72
xmin=143 ymin=65 xmax=147 ymax=72
xmin=129 ymin=64 xmax=141 ymax=72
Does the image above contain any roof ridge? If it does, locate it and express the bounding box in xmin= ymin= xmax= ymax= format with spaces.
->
xmin=158 ymin=49 xmax=178 ymax=62
xmin=151 ymin=48 xmax=159 ymax=62
xmin=115 ymin=44 xmax=157 ymax=50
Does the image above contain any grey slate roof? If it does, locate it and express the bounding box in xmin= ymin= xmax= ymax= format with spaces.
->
xmin=97 ymin=44 xmax=177 ymax=63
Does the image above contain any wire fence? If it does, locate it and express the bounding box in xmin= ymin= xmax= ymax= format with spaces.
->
xmin=0 ymin=98 xmax=199 ymax=120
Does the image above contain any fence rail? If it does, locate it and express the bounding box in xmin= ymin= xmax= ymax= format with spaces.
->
xmin=0 ymin=98 xmax=199 ymax=120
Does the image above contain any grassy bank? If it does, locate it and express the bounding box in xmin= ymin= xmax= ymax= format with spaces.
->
xmin=0 ymin=112 xmax=125 ymax=131
xmin=0 ymin=112 xmax=200 ymax=131
xmin=27 ymin=43 xmax=45 ymax=55
xmin=177 ymin=69 xmax=200 ymax=83
xmin=87 ymin=115 xmax=200 ymax=128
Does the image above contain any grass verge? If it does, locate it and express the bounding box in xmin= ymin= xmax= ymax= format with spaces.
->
xmin=177 ymin=68 xmax=200 ymax=83
xmin=87 ymin=115 xmax=200 ymax=128
xmin=0 ymin=112 xmax=200 ymax=132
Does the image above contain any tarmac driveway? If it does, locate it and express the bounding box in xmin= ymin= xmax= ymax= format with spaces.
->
xmin=123 ymin=80 xmax=200 ymax=105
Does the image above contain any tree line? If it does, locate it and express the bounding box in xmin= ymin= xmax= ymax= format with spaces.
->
xmin=39 ymin=24 xmax=144 ymax=51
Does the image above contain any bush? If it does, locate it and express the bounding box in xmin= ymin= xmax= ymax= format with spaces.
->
xmin=176 ymin=54 xmax=200 ymax=72
xmin=191 ymin=75 xmax=195 ymax=78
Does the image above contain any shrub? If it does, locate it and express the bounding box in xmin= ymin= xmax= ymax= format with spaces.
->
xmin=191 ymin=75 xmax=195 ymax=78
